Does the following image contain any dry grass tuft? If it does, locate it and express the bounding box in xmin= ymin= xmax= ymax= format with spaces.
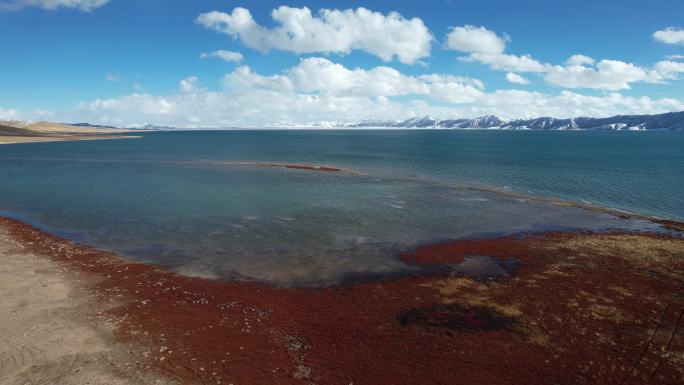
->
xmin=421 ymin=277 xmax=522 ymax=317
xmin=545 ymin=234 xmax=684 ymax=280
xmin=462 ymin=296 xmax=523 ymax=318
xmin=587 ymin=303 xmax=626 ymax=322
xmin=421 ymin=277 xmax=484 ymax=297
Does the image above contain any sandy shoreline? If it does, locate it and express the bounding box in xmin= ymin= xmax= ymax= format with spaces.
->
xmin=0 ymin=120 xmax=141 ymax=145
xmin=1 ymin=215 xmax=683 ymax=384
xmin=0 ymin=224 xmax=172 ymax=385
xmin=0 ymin=134 xmax=142 ymax=145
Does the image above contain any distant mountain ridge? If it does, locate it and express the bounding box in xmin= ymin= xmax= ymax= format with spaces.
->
xmin=68 ymin=122 xmax=119 ymax=129
xmin=53 ymin=111 xmax=684 ymax=130
xmin=350 ymin=111 xmax=684 ymax=130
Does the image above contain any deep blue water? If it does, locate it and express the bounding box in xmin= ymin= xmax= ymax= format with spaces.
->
xmin=0 ymin=130 xmax=681 ymax=285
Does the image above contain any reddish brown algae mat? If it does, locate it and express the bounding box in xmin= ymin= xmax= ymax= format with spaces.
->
xmin=1 ymin=216 xmax=683 ymax=385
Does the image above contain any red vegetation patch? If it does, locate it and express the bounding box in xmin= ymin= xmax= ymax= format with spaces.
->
xmin=400 ymin=233 xmax=554 ymax=266
xmin=270 ymin=163 xmax=342 ymax=172
xmin=2 ymin=216 xmax=683 ymax=385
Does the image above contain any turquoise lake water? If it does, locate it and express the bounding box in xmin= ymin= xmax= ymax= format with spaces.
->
xmin=0 ymin=130 xmax=682 ymax=285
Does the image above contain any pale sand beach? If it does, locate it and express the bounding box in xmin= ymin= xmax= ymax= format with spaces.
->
xmin=0 ymin=120 xmax=139 ymax=145
xmin=0 ymin=135 xmax=141 ymax=145
xmin=0 ymin=226 xmax=172 ymax=385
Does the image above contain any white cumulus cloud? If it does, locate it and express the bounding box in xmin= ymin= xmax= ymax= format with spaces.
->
xmin=445 ymin=25 xmax=508 ymax=54
xmin=654 ymin=60 xmax=684 ymax=80
xmin=545 ymin=60 xmax=656 ymax=90
xmin=465 ymin=90 xmax=683 ymax=120
xmin=0 ymin=0 xmax=110 ymax=11
xmin=446 ymin=25 xmax=549 ymax=73
xmin=66 ymin=86 xmax=683 ymax=128
xmin=447 ymin=26 xmax=680 ymax=90
xmin=505 ymin=72 xmax=530 ymax=84
xmin=653 ymin=27 xmax=684 ymax=45
xmin=223 ymin=57 xmax=484 ymax=103
xmin=196 ymin=6 xmax=432 ymax=65
xmin=0 ymin=107 xmax=19 ymax=120
xmin=565 ymin=54 xmax=595 ymax=66
xmin=200 ymin=50 xmax=244 ymax=63
xmin=26 ymin=57 xmax=680 ymax=128
xmin=465 ymin=52 xmax=549 ymax=73
xmin=179 ymin=76 xmax=205 ymax=94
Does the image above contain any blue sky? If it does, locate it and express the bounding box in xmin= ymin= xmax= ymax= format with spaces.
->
xmin=1 ymin=0 xmax=683 ymax=127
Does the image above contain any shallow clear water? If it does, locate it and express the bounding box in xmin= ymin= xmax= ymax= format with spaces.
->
xmin=0 ymin=130 xmax=681 ymax=286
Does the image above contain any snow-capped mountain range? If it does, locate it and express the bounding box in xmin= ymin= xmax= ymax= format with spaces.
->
xmin=60 ymin=111 xmax=684 ymax=130
xmin=348 ymin=111 xmax=684 ymax=130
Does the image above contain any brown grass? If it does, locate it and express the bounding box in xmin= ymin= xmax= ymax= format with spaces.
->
xmin=545 ymin=234 xmax=684 ymax=280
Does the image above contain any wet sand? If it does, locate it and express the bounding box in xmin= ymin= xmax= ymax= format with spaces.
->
xmin=1 ymin=215 xmax=683 ymax=385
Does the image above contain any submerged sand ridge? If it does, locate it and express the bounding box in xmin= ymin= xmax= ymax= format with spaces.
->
xmin=1 ymin=215 xmax=683 ymax=385
xmin=0 ymin=226 xmax=173 ymax=385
